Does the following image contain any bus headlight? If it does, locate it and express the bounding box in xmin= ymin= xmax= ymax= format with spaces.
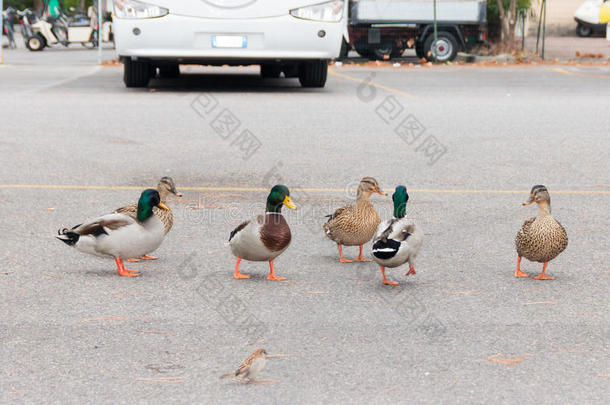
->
xmin=114 ymin=0 xmax=168 ymax=19
xmin=290 ymin=1 xmax=344 ymax=23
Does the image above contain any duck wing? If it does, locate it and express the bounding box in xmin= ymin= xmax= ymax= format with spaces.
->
xmin=229 ymin=220 xmax=251 ymax=242
xmin=325 ymin=205 xmax=353 ymax=222
xmin=372 ymin=220 xmax=415 ymax=260
xmin=72 ymin=213 xmax=137 ymax=237
xmin=114 ymin=203 xmax=137 ymax=214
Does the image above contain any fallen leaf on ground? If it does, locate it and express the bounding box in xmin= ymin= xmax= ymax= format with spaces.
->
xmin=443 ymin=290 xmax=479 ymax=295
xmin=487 ymin=353 xmax=526 ymax=365
xmin=522 ymin=301 xmax=556 ymax=305
xmin=266 ymin=353 xmax=300 ymax=358
xmin=82 ymin=316 xmax=126 ymax=322
xmin=136 ymin=377 xmax=182 ymax=383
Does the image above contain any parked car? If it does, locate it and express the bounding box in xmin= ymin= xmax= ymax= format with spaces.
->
xmin=113 ymin=0 xmax=346 ymax=88
xmin=344 ymin=0 xmax=487 ymax=62
xmin=574 ymin=0 xmax=608 ymax=37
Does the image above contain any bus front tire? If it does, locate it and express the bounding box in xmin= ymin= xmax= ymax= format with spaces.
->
xmin=123 ymin=59 xmax=151 ymax=88
xmin=298 ymin=60 xmax=328 ymax=88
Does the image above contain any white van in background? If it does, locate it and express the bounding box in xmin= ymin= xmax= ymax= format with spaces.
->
xmin=113 ymin=0 xmax=346 ymax=88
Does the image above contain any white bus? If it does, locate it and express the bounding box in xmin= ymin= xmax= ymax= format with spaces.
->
xmin=113 ymin=0 xmax=346 ymax=88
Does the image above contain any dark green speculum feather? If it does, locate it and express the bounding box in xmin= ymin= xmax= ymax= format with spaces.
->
xmin=137 ymin=189 xmax=161 ymax=221
xmin=266 ymin=185 xmax=290 ymax=213
xmin=392 ymin=186 xmax=409 ymax=219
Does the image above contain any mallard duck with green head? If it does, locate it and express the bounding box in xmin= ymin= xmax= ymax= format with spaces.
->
xmin=515 ymin=185 xmax=568 ymax=280
xmin=229 ymin=185 xmax=296 ymax=280
xmin=371 ymin=186 xmax=423 ymax=285
xmin=115 ymin=177 xmax=182 ymax=262
xmin=323 ymin=177 xmax=386 ymax=262
xmin=56 ymin=189 xmax=169 ymax=277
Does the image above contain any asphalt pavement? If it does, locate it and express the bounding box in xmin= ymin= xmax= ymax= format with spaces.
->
xmin=0 ymin=48 xmax=609 ymax=404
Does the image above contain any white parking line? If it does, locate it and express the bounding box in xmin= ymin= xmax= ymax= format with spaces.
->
xmin=19 ymin=65 xmax=102 ymax=95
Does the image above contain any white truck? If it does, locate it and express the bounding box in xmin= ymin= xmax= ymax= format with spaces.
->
xmin=344 ymin=0 xmax=487 ymax=62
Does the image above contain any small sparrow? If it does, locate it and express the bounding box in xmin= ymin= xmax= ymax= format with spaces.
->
xmin=220 ymin=348 xmax=267 ymax=383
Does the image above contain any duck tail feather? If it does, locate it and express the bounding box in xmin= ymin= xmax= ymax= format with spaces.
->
xmin=56 ymin=228 xmax=80 ymax=246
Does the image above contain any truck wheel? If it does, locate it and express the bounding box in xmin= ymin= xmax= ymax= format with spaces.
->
xmin=26 ymin=34 xmax=45 ymax=51
xmin=261 ymin=64 xmax=282 ymax=78
xmin=576 ymin=24 xmax=592 ymax=37
xmin=424 ymin=31 xmax=459 ymax=62
xmin=373 ymin=43 xmax=394 ymax=59
xmin=354 ymin=41 xmax=375 ymax=59
xmin=159 ymin=64 xmax=180 ymax=78
xmin=123 ymin=58 xmax=151 ymax=88
xmin=298 ymin=60 xmax=328 ymax=88
xmin=355 ymin=41 xmax=402 ymax=60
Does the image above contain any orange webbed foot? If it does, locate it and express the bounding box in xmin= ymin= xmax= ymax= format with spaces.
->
xmin=118 ymin=269 xmax=140 ymax=277
xmin=515 ymin=256 xmax=529 ymax=278
xmin=141 ymin=255 xmax=158 ymax=260
xmin=533 ymin=262 xmax=553 ymax=280
xmin=126 ymin=258 xmax=141 ymax=262
xmin=267 ymin=261 xmax=286 ymax=281
xmin=115 ymin=258 xmax=140 ymax=277
xmin=380 ymin=266 xmax=399 ymax=285
xmin=337 ymin=245 xmax=353 ymax=263
xmin=356 ymin=245 xmax=370 ymax=262
xmin=233 ymin=257 xmax=249 ymax=279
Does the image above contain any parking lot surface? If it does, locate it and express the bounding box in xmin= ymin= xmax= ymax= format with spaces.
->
xmin=1 ymin=49 xmax=609 ymax=404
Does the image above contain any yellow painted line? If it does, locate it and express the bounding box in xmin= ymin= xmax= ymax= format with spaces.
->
xmin=328 ymin=67 xmax=414 ymax=98
xmin=553 ymin=67 xmax=610 ymax=80
xmin=1 ymin=184 xmax=609 ymax=195
xmin=552 ymin=68 xmax=575 ymax=76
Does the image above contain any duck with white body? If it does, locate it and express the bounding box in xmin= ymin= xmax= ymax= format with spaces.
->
xmin=371 ymin=186 xmax=423 ymax=286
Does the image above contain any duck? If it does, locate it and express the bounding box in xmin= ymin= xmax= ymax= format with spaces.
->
xmin=323 ymin=177 xmax=386 ymax=262
xmin=229 ymin=185 xmax=296 ymax=280
xmin=56 ymin=189 xmax=169 ymax=277
xmin=515 ymin=185 xmax=568 ymax=280
xmin=371 ymin=186 xmax=423 ymax=285
xmin=114 ymin=177 xmax=182 ymax=262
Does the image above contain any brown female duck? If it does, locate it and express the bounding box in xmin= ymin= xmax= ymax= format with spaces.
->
xmin=323 ymin=177 xmax=386 ymax=262
xmin=515 ymin=185 xmax=568 ymax=280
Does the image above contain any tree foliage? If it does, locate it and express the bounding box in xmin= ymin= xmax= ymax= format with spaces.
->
xmin=3 ymin=0 xmax=94 ymax=12
xmin=487 ymin=0 xmax=532 ymax=43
